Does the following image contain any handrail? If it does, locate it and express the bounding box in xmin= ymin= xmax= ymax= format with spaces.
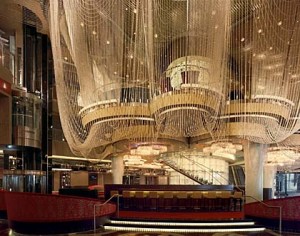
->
xmin=164 ymin=161 xmax=205 ymax=185
xmin=161 ymin=152 xmax=230 ymax=185
xmin=161 ymin=155 xmax=210 ymax=185
xmin=245 ymin=195 xmax=282 ymax=235
xmin=93 ymin=194 xmax=120 ymax=233
xmin=179 ymin=153 xmax=230 ymax=185
xmin=160 ymin=153 xmax=213 ymax=184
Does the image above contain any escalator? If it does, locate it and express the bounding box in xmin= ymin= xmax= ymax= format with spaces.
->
xmin=229 ymin=164 xmax=245 ymax=188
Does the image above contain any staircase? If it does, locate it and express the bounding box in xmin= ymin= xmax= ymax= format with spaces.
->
xmin=104 ymin=218 xmax=267 ymax=234
xmin=159 ymin=152 xmax=229 ymax=185
xmin=161 ymin=157 xmax=210 ymax=185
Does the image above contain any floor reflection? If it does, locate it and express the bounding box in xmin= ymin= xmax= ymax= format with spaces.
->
xmin=0 ymin=221 xmax=295 ymax=236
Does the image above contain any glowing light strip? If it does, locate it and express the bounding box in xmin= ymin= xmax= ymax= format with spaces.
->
xmin=252 ymin=94 xmax=295 ymax=106
xmin=219 ymin=114 xmax=279 ymax=121
xmin=104 ymin=226 xmax=266 ymax=233
xmin=109 ymin=220 xmax=255 ymax=226
xmin=51 ymin=168 xmax=72 ymax=171
xmin=94 ymin=117 xmax=155 ymax=125
xmin=79 ymin=99 xmax=118 ymax=115
xmin=160 ymin=106 xmax=209 ymax=116
xmin=48 ymin=155 xmax=111 ymax=163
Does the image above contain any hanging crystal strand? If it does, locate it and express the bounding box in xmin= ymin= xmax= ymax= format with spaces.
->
xmin=151 ymin=0 xmax=230 ymax=139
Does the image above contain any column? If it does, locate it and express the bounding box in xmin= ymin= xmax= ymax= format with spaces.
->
xmin=243 ymin=140 xmax=267 ymax=202
xmin=263 ymin=164 xmax=277 ymax=200
xmin=111 ymin=155 xmax=124 ymax=184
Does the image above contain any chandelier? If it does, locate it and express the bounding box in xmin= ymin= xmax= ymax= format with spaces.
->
xmin=218 ymin=0 xmax=300 ymax=144
xmin=49 ymin=0 xmax=158 ymax=157
xmin=150 ymin=0 xmax=230 ymax=137
xmin=265 ymin=148 xmax=300 ymax=168
xmin=48 ymin=0 xmax=300 ymax=158
xmin=202 ymin=142 xmax=243 ymax=161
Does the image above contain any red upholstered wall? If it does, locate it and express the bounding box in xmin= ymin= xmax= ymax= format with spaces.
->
xmin=4 ymin=191 xmax=116 ymax=222
xmin=245 ymin=196 xmax=300 ymax=221
xmin=0 ymin=190 xmax=6 ymax=211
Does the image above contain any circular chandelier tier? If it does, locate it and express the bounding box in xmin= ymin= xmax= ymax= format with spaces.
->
xmin=151 ymin=89 xmax=223 ymax=137
xmin=79 ymin=102 xmax=152 ymax=128
xmin=218 ymin=99 xmax=297 ymax=143
xmin=151 ymin=56 xmax=225 ymax=137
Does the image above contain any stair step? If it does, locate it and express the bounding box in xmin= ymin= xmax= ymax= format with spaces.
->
xmin=109 ymin=219 xmax=256 ymax=227
xmin=104 ymin=218 xmax=266 ymax=233
xmin=104 ymin=225 xmax=266 ymax=233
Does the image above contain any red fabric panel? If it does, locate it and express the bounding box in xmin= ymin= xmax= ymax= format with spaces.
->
xmin=245 ymin=196 xmax=300 ymax=221
xmin=4 ymin=191 xmax=116 ymax=222
xmin=0 ymin=190 xmax=6 ymax=211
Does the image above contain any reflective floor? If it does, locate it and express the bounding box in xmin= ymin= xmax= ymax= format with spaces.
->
xmin=0 ymin=231 xmax=292 ymax=236
xmin=0 ymin=220 xmax=298 ymax=236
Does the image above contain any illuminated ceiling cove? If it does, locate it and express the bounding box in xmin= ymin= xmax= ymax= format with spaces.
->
xmin=48 ymin=0 xmax=300 ymax=158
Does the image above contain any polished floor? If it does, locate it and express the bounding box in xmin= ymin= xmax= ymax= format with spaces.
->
xmin=0 ymin=219 xmax=298 ymax=236
xmin=0 ymin=226 xmax=298 ymax=236
xmin=3 ymin=230 xmax=297 ymax=236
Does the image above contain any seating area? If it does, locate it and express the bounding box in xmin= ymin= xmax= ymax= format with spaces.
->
xmin=105 ymin=185 xmax=243 ymax=212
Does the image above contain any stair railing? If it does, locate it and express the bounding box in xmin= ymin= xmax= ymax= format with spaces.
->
xmin=162 ymin=157 xmax=205 ymax=184
xmin=160 ymin=152 xmax=227 ymax=185
xmin=93 ymin=194 xmax=120 ymax=232
xmin=160 ymin=153 xmax=209 ymax=184
xmin=179 ymin=153 xmax=231 ymax=185
xmin=245 ymin=195 xmax=282 ymax=235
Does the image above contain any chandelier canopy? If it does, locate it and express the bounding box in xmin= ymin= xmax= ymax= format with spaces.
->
xmin=219 ymin=0 xmax=300 ymax=143
xmin=48 ymin=0 xmax=300 ymax=158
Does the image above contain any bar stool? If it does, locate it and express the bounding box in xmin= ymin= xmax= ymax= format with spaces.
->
xmin=202 ymin=191 xmax=217 ymax=211
xmin=163 ymin=191 xmax=174 ymax=210
xmin=177 ymin=191 xmax=188 ymax=210
xmin=231 ymin=191 xmax=243 ymax=211
xmin=122 ymin=190 xmax=135 ymax=209
xmin=201 ymin=191 xmax=209 ymax=211
xmin=215 ymin=191 xmax=222 ymax=210
xmin=148 ymin=191 xmax=159 ymax=210
xmin=218 ymin=191 xmax=231 ymax=211
xmin=135 ymin=191 xmax=146 ymax=210
xmin=190 ymin=191 xmax=202 ymax=210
